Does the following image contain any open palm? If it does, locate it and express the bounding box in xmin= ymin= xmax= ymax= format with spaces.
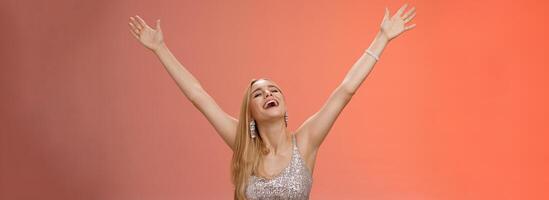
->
xmin=380 ymin=4 xmax=416 ymax=41
xmin=128 ymin=15 xmax=164 ymax=51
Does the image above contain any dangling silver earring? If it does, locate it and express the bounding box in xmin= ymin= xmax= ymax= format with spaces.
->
xmin=284 ymin=112 xmax=288 ymax=127
xmin=249 ymin=120 xmax=257 ymax=139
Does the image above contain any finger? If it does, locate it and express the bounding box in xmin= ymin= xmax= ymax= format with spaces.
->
xmin=402 ymin=6 xmax=415 ymax=19
xmin=129 ymin=17 xmax=140 ymax=30
xmin=156 ymin=19 xmax=161 ymax=31
xmin=129 ymin=29 xmax=139 ymax=40
xmin=404 ymin=12 xmax=416 ymax=23
xmin=395 ymin=3 xmax=408 ymax=18
xmin=135 ymin=15 xmax=149 ymax=29
xmin=128 ymin=22 xmax=140 ymax=35
xmin=404 ymin=24 xmax=416 ymax=31
xmin=130 ymin=17 xmax=143 ymax=30
xmin=383 ymin=7 xmax=390 ymax=21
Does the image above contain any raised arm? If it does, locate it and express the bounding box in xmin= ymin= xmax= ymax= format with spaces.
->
xmin=128 ymin=15 xmax=237 ymax=150
xmin=296 ymin=4 xmax=417 ymax=151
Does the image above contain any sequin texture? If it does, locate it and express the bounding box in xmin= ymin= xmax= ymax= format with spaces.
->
xmin=246 ymin=135 xmax=313 ymax=200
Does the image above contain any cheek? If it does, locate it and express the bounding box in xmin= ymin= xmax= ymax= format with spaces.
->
xmin=249 ymin=100 xmax=262 ymax=113
xmin=277 ymin=95 xmax=286 ymax=108
xmin=280 ymin=103 xmax=287 ymax=112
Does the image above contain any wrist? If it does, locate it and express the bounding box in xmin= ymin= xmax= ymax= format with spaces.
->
xmin=364 ymin=31 xmax=390 ymax=61
xmin=153 ymin=42 xmax=168 ymax=54
xmin=369 ymin=31 xmax=389 ymax=51
xmin=376 ymin=30 xmax=390 ymax=43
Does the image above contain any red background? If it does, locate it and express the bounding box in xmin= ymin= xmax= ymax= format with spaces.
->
xmin=1 ymin=0 xmax=548 ymax=199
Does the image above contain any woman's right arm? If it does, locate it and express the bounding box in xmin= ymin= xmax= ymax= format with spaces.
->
xmin=129 ymin=15 xmax=237 ymax=150
xmin=154 ymin=43 xmax=238 ymax=150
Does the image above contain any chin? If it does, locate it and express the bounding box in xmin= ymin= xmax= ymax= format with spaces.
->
xmin=260 ymin=108 xmax=284 ymax=119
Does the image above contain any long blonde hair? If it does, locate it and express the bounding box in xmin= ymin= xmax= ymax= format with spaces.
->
xmin=231 ymin=78 xmax=270 ymax=200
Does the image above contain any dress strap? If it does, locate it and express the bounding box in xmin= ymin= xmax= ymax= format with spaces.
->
xmin=291 ymin=134 xmax=297 ymax=149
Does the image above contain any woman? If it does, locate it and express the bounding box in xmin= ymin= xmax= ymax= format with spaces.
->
xmin=128 ymin=3 xmax=416 ymax=200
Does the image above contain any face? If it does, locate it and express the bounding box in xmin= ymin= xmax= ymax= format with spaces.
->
xmin=249 ymin=79 xmax=286 ymax=122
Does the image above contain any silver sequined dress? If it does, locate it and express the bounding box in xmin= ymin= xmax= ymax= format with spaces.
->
xmin=246 ymin=134 xmax=313 ymax=200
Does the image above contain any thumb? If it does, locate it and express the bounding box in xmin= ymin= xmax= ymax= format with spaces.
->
xmin=383 ymin=7 xmax=390 ymax=21
xmin=156 ymin=19 xmax=162 ymax=31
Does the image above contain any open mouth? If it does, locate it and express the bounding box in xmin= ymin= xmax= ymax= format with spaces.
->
xmin=263 ymin=99 xmax=279 ymax=109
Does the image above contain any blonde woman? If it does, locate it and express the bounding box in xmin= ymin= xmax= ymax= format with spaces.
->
xmin=128 ymin=3 xmax=416 ymax=200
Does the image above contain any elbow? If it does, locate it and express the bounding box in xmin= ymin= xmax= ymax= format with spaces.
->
xmin=187 ymin=85 xmax=207 ymax=103
xmin=339 ymin=84 xmax=356 ymax=97
xmin=339 ymin=79 xmax=358 ymax=96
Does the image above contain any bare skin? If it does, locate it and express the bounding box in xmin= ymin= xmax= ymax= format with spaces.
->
xmin=248 ymin=79 xmax=293 ymax=178
xmin=128 ymin=3 xmax=416 ymax=178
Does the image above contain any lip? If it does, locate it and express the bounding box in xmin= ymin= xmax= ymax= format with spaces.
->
xmin=263 ymin=98 xmax=279 ymax=109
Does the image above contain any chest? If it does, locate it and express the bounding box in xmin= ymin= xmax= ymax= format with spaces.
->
xmin=246 ymin=151 xmax=313 ymax=200
xmin=257 ymin=150 xmax=292 ymax=178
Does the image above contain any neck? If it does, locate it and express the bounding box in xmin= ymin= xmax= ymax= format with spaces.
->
xmin=257 ymin=118 xmax=291 ymax=155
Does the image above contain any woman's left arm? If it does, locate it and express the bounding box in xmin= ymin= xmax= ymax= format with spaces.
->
xmin=297 ymin=4 xmax=417 ymax=150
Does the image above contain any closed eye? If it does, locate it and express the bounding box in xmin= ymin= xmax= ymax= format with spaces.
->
xmin=253 ymin=87 xmax=279 ymax=98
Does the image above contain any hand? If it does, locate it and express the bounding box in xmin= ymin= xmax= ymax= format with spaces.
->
xmin=380 ymin=4 xmax=417 ymax=41
xmin=128 ymin=15 xmax=164 ymax=52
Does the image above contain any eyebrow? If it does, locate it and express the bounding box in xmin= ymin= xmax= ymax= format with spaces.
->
xmin=252 ymin=85 xmax=280 ymax=94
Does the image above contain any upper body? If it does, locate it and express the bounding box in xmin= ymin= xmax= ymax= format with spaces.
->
xmin=245 ymin=133 xmax=312 ymax=200
xmin=128 ymin=4 xmax=416 ymax=199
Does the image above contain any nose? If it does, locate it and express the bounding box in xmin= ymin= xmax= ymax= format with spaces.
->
xmin=264 ymin=90 xmax=273 ymax=98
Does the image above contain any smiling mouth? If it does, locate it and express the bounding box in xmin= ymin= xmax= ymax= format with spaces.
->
xmin=264 ymin=99 xmax=279 ymax=109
